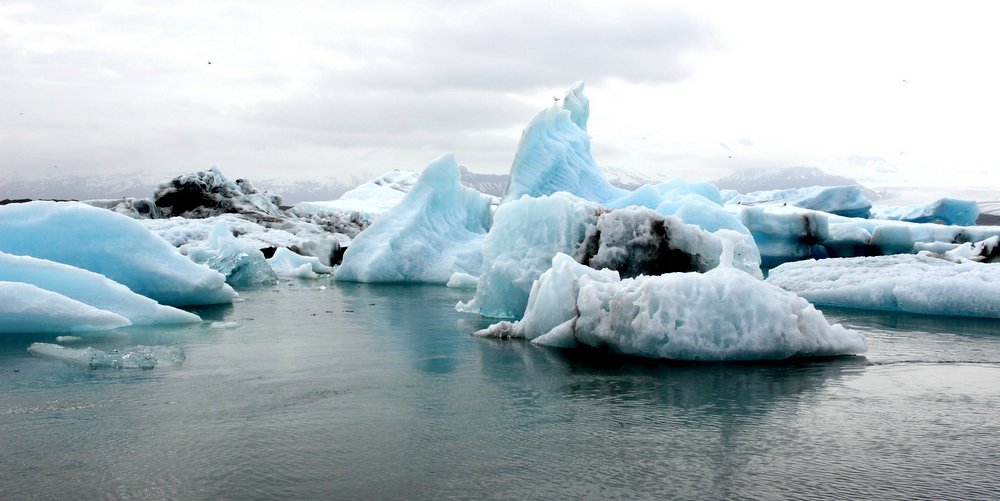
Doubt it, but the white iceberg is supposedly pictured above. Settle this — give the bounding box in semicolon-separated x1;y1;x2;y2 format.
501;82;627;204
294;170;418;227
335;153;493;284
0;281;131;333
0;201;236;306
766;254;1000;318
0;251;200;325
267;247;333;279
477;254;867;361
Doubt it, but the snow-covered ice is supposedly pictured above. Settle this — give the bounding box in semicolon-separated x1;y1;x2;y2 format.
477;254;867;361
0;251;200;325
766;254;1000;318
0;201;236;306
27;342;186;369
336;153;493;283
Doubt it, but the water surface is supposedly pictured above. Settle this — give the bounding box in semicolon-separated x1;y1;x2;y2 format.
2;281;999;499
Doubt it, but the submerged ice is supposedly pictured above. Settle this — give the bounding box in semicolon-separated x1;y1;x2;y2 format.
28;342;186;370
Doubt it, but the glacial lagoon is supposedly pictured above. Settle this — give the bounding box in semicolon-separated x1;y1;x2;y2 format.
2;279;999;499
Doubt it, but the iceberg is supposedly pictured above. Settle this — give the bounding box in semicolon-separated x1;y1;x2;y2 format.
0;281;131;333
293;170;418;228
185;222;278;287
335;153;493;283
0;201;237;306
477;254;867;361
460;194;763;319
27;342;185;370
766;254;1000;318
458;192;604;318
722;185;872;218
501;82;627;204
733;205;829;268
267;247;333;279
608;179;752;236
870;198;980;226
153;167;285;219
0;251;200;325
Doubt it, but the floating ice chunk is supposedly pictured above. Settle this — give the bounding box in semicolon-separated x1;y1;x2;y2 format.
27;343;185;369
56;336;82;343
458;192;604;318
185;222;277;287
0;201;236;306
871;198;979;226
446;272;479;289
0;281;131;334
478;254;866;361
267;247;332;279
209;321;240;329
502;82;627;204
335;153;493;283
723;185;872;218
766;255;1000;318
922;236;1000;263
0;251;200;325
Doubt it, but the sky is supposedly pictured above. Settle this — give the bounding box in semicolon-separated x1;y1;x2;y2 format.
2;0;999;190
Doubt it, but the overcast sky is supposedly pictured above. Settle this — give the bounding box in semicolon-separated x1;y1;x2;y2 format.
2;0;998;189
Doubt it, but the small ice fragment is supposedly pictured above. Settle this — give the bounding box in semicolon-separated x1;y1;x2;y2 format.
56;336;82;343
209;321;240;329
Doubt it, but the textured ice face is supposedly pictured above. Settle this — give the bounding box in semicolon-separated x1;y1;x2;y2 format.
0;251;200;326
335;153;493;284
502;82;627;204
458;192;604;319
766;254;1000;318
0;201;236;306
0;281;132;334
477;254;866;361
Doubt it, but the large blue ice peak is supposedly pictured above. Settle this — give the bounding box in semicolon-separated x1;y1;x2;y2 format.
501;82;627;204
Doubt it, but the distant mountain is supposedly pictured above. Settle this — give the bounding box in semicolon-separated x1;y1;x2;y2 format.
713;166;878;200
600;165;666;191
254;177;358;204
458;166;508;197
0;174;157;201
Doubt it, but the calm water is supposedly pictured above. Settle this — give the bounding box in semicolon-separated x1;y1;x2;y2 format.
2;280;999;500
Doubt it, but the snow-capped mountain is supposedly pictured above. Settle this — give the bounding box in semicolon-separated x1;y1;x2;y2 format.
713;166;877;200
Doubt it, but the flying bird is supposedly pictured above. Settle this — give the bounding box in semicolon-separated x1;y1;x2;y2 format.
552;96;560;102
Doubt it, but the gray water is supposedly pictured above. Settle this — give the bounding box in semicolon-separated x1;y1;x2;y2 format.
2;280;999;500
